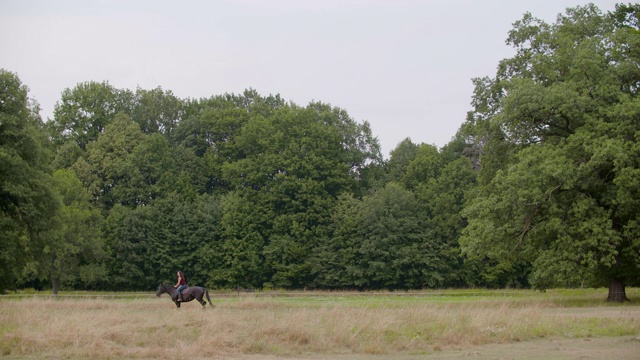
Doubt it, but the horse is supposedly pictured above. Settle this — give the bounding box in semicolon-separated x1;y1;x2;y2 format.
156;283;213;308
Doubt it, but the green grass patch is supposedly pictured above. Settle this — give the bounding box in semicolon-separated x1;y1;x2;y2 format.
207;287;640;309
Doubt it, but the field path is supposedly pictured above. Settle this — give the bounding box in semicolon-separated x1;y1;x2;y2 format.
219;336;640;360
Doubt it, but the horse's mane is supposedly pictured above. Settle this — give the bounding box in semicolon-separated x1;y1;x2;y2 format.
158;282;173;290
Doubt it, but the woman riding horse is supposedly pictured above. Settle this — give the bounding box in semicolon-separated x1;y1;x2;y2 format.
175;271;187;302
156;282;213;308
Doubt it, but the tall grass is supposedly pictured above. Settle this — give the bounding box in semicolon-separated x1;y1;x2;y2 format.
1;289;639;358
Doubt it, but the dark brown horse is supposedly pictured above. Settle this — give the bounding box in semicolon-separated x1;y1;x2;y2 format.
156;283;213;308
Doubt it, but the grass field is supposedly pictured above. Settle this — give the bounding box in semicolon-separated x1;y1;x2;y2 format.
1;288;639;359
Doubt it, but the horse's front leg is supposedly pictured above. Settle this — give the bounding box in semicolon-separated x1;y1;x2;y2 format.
175;301;181;308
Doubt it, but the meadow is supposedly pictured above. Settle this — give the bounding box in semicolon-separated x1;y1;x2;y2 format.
1;288;639;359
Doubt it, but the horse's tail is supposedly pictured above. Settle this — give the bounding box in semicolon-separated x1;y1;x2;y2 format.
205;287;213;307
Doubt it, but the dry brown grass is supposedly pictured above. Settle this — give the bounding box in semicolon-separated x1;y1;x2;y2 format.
1;294;639;359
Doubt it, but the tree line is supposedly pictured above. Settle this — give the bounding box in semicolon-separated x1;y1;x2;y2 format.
1;4;638;301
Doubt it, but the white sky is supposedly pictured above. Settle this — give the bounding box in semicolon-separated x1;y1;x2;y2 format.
0;0;620;156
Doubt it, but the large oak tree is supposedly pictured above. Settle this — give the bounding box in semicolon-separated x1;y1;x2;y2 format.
460;4;640;302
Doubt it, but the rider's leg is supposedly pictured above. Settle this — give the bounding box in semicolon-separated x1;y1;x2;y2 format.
177;285;185;302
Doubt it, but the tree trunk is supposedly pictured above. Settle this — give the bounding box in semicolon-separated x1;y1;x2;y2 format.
606;278;629;302
52;277;60;297
51;251;59;296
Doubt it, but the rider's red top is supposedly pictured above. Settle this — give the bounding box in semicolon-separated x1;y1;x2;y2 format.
178;276;187;286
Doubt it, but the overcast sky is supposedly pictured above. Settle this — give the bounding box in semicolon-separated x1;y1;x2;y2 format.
0;0;620;156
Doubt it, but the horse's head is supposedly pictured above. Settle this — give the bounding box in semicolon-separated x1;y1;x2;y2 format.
156;283;170;297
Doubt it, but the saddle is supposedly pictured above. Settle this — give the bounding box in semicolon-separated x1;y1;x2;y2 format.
179;286;189;295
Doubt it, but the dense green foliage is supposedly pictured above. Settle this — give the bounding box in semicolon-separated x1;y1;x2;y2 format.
0;70;59;291
1;4;638;301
